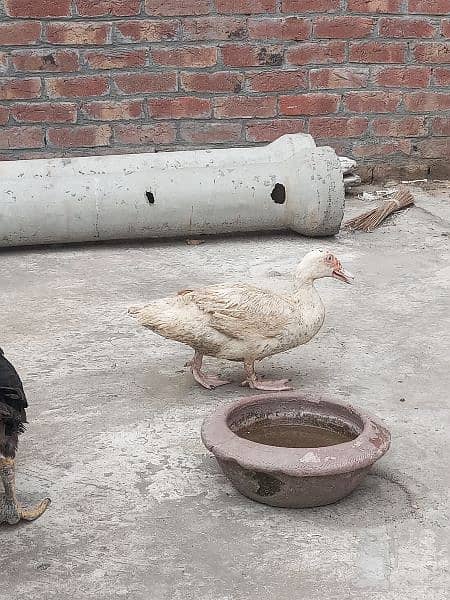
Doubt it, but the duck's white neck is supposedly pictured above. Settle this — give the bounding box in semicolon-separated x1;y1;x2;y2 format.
293;263;317;293
292;274;320;301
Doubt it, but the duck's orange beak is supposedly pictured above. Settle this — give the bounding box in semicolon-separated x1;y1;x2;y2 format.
332;267;354;284
331;258;354;284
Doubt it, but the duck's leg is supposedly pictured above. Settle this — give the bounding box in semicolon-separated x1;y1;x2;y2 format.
0;457;50;525
241;361;293;391
186;351;230;390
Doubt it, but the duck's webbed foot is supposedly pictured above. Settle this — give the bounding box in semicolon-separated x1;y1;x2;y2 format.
241;361;293;392
186;351;231;390
0;458;50;525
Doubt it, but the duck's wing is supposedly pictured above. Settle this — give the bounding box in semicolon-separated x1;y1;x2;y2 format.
183;283;295;340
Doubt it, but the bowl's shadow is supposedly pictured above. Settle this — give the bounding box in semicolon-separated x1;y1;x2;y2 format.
208;456;421;528
332;466;421;524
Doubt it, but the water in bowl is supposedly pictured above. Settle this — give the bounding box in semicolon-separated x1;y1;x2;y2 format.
236;420;355;448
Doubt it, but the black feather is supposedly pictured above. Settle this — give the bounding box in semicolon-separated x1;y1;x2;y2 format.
0;348;28;459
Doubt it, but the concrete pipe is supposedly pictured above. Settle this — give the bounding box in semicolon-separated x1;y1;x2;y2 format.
0;133;345;247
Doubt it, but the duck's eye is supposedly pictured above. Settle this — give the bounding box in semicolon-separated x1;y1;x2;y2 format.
325;254;334;263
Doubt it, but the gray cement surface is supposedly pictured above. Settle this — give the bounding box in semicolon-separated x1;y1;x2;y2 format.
1;184;449;599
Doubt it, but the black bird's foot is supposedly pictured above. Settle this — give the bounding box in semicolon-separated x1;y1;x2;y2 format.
0;494;50;525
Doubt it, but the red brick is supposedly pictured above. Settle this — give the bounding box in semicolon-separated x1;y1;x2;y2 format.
81;100;143;121
374;66;431;88
413;43;450;64
148;97;211;119
47;76;109;98
404;92;450;112
0;126;44;149
408;0;450;15
354;140;412;158
429;161;450;179
46;22;111;45
114;123;176;145
372;116;427;137
431;117;450;136
309;116;368;138
0;150;62;160
214;96;277;118
145;0;209;16
216;0;276;13
315;16;374;39
322;140;353;156
287;42;345;65
181;71;244;93
152;47;217;68
434;68;450;86
0;78;41;100
415;139;450;159
279;93;340;116
282;0;339;11
114;72;177;94
442;20;450;37
11;102;77;123
84;49;146;70
310;67;368;89
372;162;430;182
222;45;283;67
116;21;177;42
12;50;79;73
180;122;243;144
245;119;306;142
0;107;10;125
47;125;112;148
247;70;307;92
345;91;401;112
76;0;141;16
5;0;71;18
347;0;402;11
183;17;246;41
379;17;436;38
0;22;41;46
248;17;311;41
349;42;406;63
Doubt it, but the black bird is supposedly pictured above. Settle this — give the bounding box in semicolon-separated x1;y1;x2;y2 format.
0;347;50;525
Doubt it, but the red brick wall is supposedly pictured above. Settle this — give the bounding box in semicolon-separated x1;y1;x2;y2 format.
0;0;449;180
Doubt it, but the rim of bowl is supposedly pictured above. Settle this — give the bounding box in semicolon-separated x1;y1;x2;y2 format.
201;392;391;478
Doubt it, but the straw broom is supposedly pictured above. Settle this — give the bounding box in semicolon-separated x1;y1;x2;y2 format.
344;187;414;233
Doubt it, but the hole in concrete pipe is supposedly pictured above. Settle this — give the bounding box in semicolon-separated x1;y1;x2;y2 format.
271;183;286;204
146;191;155;204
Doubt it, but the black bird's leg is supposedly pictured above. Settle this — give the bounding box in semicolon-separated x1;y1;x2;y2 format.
0;457;50;525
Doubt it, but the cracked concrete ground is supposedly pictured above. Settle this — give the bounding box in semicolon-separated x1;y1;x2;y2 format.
0;183;449;600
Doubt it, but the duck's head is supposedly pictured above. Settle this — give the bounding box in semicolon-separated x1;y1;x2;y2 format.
298;249;354;284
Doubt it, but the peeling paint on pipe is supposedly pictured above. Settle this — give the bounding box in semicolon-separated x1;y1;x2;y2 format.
0;134;344;247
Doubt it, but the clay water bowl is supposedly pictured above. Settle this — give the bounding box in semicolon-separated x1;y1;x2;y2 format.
201;392;390;508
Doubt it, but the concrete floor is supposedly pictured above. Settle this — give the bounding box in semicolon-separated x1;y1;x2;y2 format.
0;184;449;600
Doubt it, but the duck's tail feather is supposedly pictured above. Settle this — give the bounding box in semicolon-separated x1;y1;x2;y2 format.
127;305;143;316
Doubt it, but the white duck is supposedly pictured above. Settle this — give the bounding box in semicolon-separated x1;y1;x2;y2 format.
128;249;353;391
